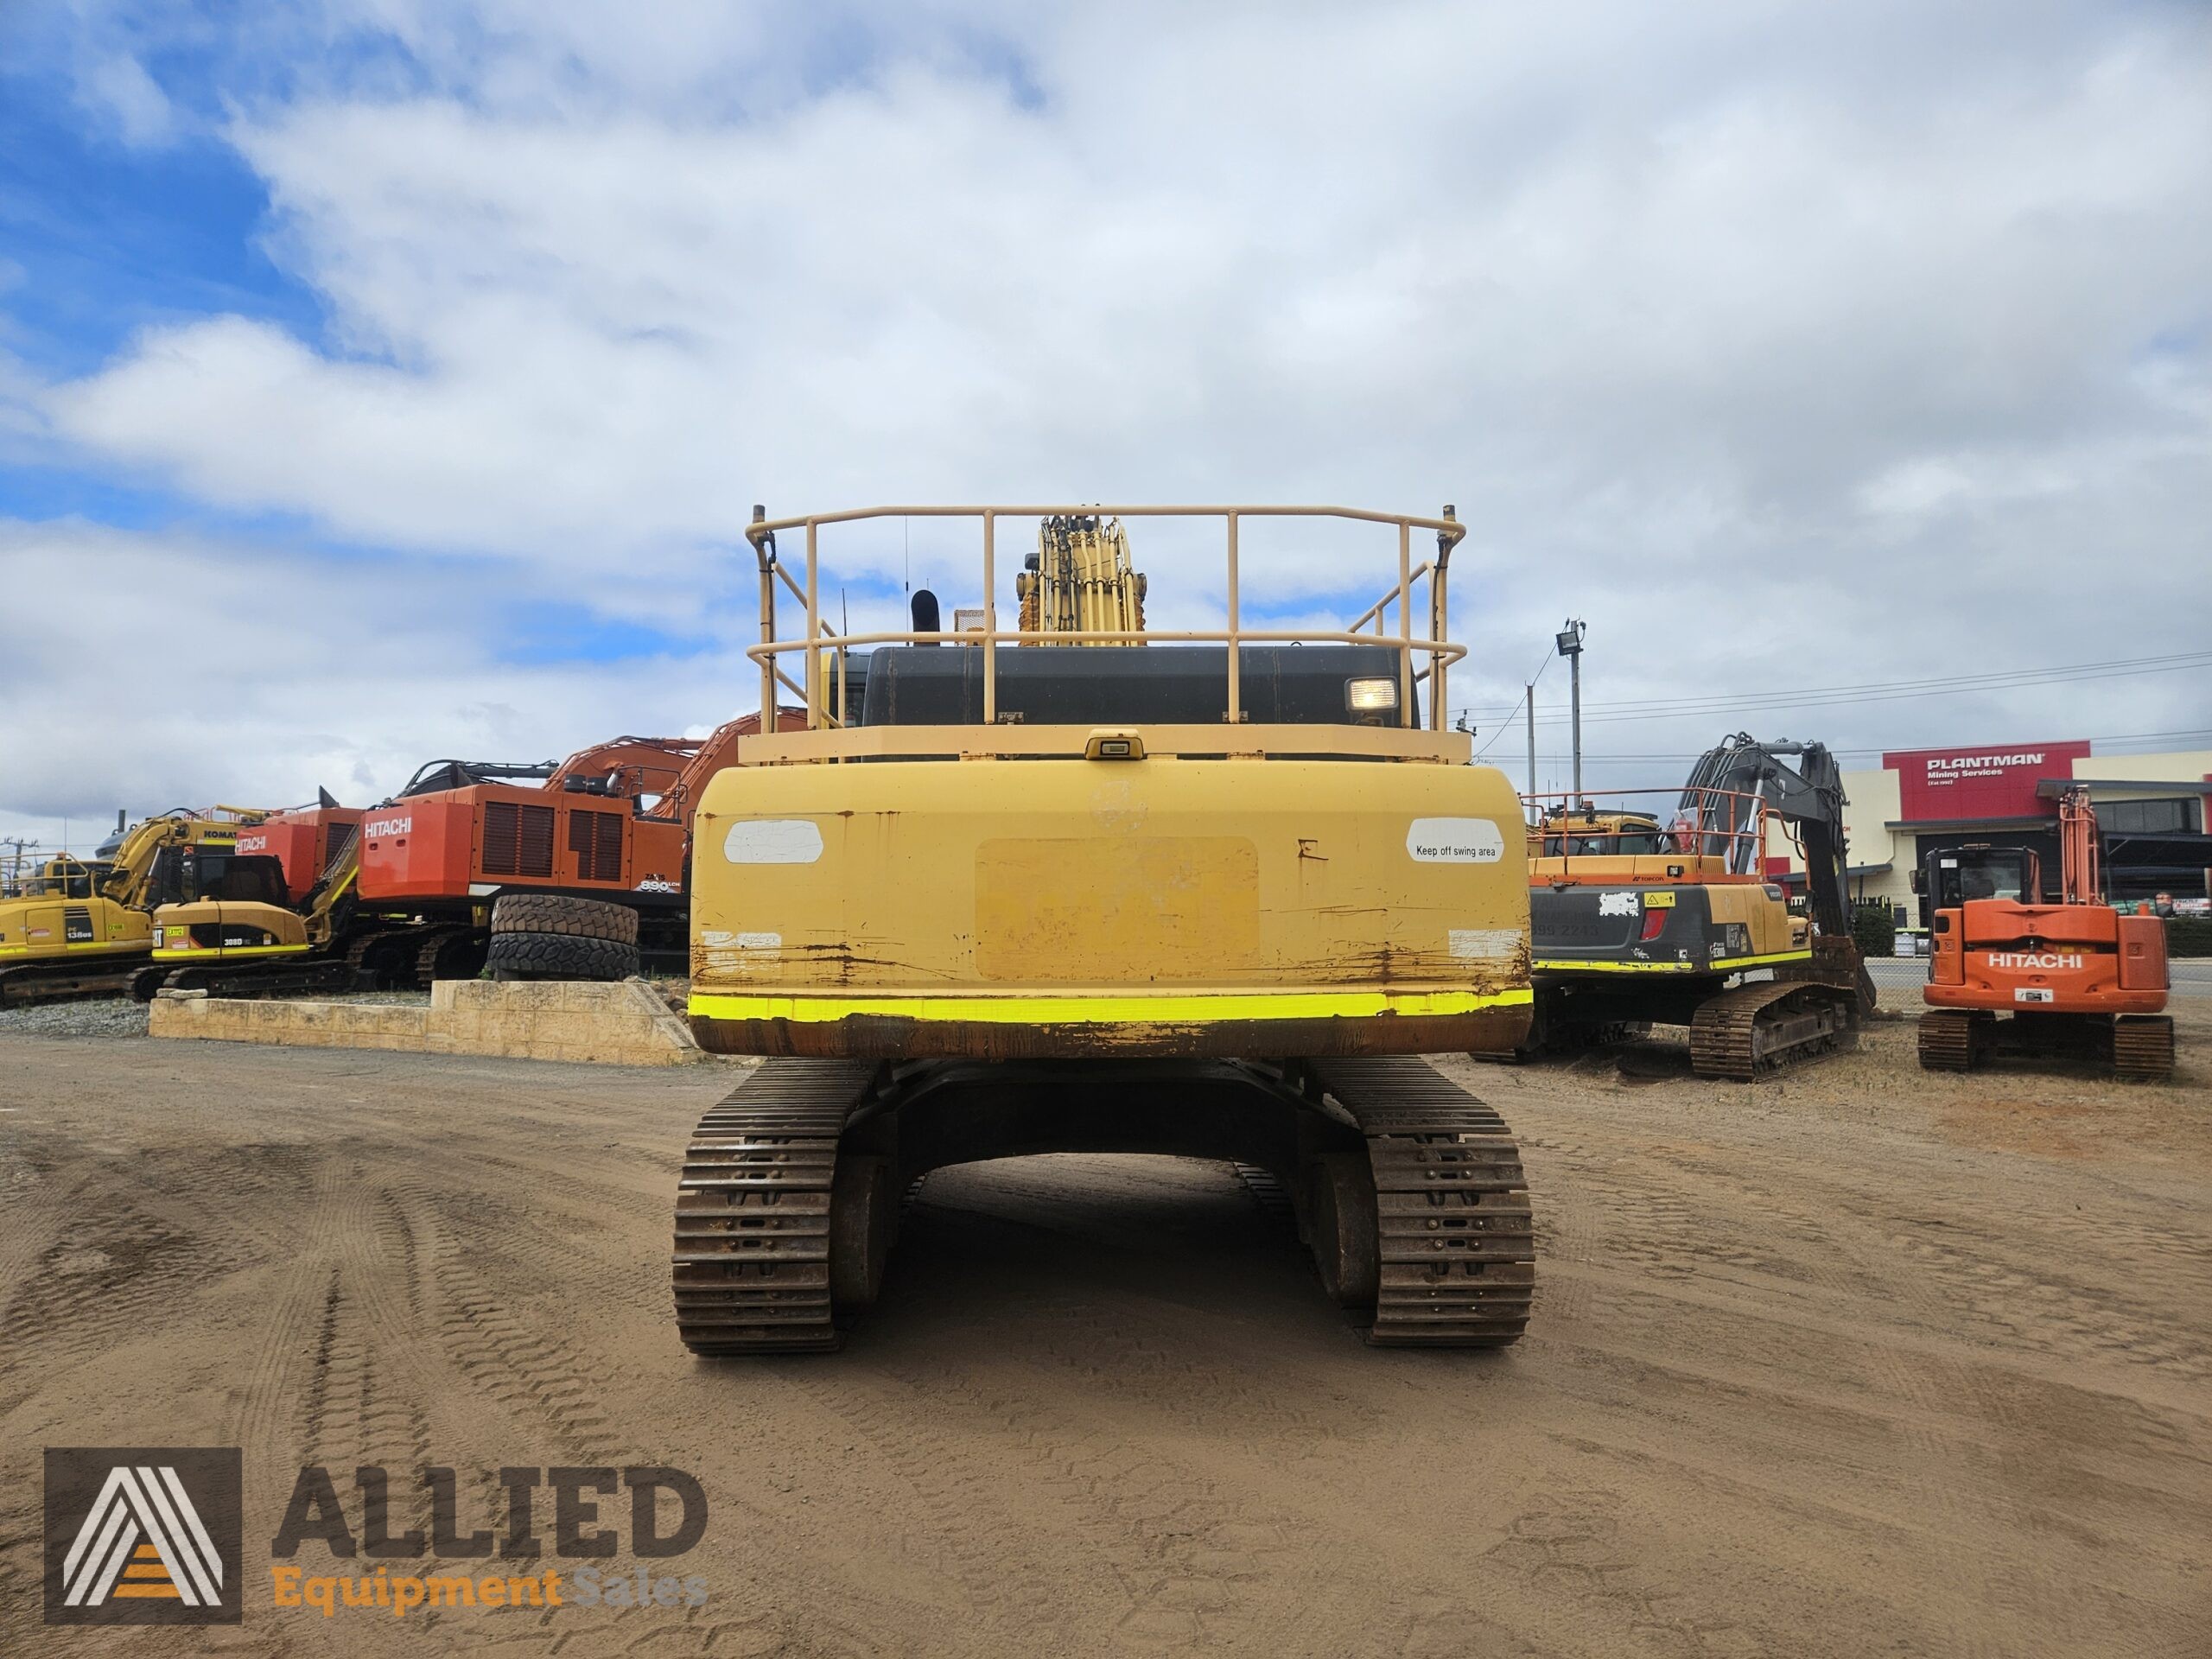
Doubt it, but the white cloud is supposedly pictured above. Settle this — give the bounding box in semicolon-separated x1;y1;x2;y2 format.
0;518;760;848
79;52;175;147
9;0;2211;812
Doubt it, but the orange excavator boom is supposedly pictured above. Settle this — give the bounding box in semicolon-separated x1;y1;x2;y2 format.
2057;785;2101;907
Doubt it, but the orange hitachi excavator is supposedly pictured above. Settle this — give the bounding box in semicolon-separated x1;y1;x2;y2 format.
1917;785;2174;1078
137;713;805;998
352;714;810;976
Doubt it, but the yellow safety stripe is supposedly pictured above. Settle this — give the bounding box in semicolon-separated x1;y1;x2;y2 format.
0;943;139;957
156;944;313;960
1532;949;1810;976
691;986;1534;1025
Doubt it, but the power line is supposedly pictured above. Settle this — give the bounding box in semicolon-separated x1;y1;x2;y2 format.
1506;728;2212;766
1452;649;2212;716
1452;652;2212;728
1471;640;1560;762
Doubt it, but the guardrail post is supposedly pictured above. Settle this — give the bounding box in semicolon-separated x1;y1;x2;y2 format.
1397;521;1414;728
982;512;997;727
804;519;822;730
753;505;777;728
1225;512;1241;724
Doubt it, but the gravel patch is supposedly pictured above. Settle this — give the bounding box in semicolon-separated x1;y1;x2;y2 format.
0;998;150;1039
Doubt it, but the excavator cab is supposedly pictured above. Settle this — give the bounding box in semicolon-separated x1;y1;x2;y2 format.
149;855;315;963
1916;844;2037;919
1532;808;1669;859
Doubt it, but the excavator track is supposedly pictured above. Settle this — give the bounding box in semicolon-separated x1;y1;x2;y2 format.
0;957;151;1009
2112;1016;2176;1081
411;925;485;987
671;1058;880;1356
1306;1057;1535;1347
138;957;361;1001
1688;980;1854;1081
1916;1009;1985;1071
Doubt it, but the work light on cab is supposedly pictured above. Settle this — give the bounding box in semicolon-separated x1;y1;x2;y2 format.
1344;677;1398;717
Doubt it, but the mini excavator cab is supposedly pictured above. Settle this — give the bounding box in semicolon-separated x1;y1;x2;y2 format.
1915;844;2038;921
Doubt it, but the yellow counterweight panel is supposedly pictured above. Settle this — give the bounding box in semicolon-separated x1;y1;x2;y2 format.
149;899;312;961
1704;882;1809;957
0;896;154;962
690;753;1533;1060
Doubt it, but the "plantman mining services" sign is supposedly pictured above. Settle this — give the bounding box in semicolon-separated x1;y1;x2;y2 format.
1885;739;2092;823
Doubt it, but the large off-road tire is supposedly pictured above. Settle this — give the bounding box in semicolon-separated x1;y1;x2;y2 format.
485;930;639;982
489;893;639;945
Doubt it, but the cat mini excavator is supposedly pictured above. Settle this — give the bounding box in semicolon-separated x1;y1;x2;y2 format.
672;504;1538;1355
1916;786;2173;1077
0;809;267;1006
1526;734;1875;1077
137;804;384;999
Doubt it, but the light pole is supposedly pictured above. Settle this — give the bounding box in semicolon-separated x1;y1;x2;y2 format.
1555;620;1586;806
1524;682;1537;816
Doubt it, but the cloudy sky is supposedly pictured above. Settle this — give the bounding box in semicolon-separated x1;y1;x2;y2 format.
2;0;2207;853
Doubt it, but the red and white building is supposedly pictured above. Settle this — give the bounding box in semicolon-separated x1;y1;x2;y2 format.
1808;741;2212;918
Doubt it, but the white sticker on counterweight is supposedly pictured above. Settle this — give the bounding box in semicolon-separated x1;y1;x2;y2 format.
1406;817;1505;863
723;819;825;864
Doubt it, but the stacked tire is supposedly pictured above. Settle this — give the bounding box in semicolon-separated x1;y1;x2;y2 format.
486;895;640;982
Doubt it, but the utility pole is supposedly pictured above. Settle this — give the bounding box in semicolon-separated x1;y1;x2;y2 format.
1524;684;1537;816
1555;620;1586;805
2;836;39;888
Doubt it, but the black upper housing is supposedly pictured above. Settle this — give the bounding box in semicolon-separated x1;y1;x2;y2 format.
855;644;1412;728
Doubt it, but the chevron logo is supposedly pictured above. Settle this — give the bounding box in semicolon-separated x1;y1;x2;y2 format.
44;1448;243;1626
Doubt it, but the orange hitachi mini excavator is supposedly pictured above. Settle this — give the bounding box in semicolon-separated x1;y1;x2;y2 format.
1917;785;2173;1078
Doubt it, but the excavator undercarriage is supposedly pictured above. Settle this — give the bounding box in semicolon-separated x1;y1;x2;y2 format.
672;1055;1534;1353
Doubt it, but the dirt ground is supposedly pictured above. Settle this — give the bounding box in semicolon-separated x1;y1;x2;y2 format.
1;1008;2207;1657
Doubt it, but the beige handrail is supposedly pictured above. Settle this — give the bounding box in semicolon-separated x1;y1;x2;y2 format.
745;504;1466;735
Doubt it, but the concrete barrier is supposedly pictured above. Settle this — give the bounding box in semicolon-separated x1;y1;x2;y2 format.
149;977;712;1066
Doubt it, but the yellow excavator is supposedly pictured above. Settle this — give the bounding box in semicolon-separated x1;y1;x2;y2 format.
672;504;1537;1353
137;822;370;1000
1524;737;1874;1076
0;809;269;1007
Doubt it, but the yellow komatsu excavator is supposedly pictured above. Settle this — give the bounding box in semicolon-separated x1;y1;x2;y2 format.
0;809;270;1007
672;504;1537;1354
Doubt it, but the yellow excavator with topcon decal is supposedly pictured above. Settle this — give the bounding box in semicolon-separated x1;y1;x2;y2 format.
670;504;1539;1354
